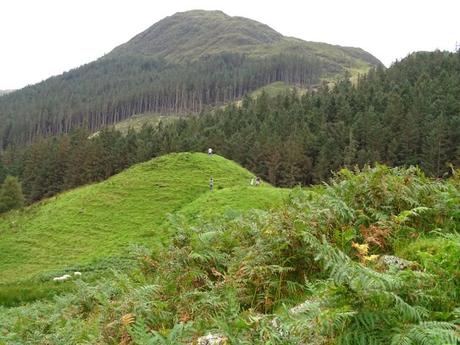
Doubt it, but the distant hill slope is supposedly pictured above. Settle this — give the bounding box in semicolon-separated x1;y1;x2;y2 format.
0;153;288;284
0;10;382;147
0;90;13;96
109;10;380;67
109;10;283;60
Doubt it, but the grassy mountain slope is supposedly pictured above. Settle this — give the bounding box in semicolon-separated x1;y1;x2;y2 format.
109;10;283;60
112;113;178;134
176;185;290;225
88;113;179;137
248;81;308;98
109;10;380;72
0;153;286;284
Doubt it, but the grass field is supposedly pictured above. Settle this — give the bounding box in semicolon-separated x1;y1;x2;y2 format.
0;153;288;289
177;185;290;225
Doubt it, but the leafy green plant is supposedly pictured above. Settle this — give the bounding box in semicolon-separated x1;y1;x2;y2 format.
1;165;459;344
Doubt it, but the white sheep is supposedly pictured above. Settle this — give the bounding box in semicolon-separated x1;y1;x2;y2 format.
74;271;82;276
52;274;72;282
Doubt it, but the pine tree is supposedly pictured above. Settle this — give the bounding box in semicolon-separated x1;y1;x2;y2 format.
0;159;6;184
0;175;24;213
343;130;358;168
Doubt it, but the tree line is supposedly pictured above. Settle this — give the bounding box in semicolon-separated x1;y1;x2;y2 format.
0;53;326;148
0;50;458;206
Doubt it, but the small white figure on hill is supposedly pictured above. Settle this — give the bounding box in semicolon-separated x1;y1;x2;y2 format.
53;274;72;282
255;176;261;186
74;271;82;276
208;147;213;156
250;177;255;186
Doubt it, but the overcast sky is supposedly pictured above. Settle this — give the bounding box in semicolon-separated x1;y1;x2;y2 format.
1;0;459;90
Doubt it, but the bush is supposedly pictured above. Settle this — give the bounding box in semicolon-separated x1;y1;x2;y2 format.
0;175;24;214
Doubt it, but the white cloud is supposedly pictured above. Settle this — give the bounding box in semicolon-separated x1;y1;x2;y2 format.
0;0;458;89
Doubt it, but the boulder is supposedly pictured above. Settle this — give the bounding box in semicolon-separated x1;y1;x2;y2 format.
196;333;228;345
379;255;416;270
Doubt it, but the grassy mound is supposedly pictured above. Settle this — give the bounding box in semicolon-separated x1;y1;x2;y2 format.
0;153;285;285
176;185;290;225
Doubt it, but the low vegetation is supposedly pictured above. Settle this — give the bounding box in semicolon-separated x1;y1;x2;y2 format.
1;161;458;344
0;9;458;345
111;114;179;134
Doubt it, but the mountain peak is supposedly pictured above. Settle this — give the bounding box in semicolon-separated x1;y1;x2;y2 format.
108;10;283;60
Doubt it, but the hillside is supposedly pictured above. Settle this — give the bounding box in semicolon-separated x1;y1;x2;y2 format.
1;165;459;344
110;82;306;132
2;51;458;208
108;10;283;60
109;10;380;68
248;81;309;98
0;90;14;96
111;113;178;134
0;153;287;286
0;10;382;147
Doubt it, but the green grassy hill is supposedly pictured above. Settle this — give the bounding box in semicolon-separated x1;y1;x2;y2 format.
0;153;287;285
176;185;290;225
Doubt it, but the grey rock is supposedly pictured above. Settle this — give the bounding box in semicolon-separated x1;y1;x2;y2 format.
196;333;228;345
379;255;415;270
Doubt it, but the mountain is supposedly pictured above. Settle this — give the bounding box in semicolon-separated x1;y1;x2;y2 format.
0;153;288;289
108;10;284;60
0;10;382;147
108;10;380;67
